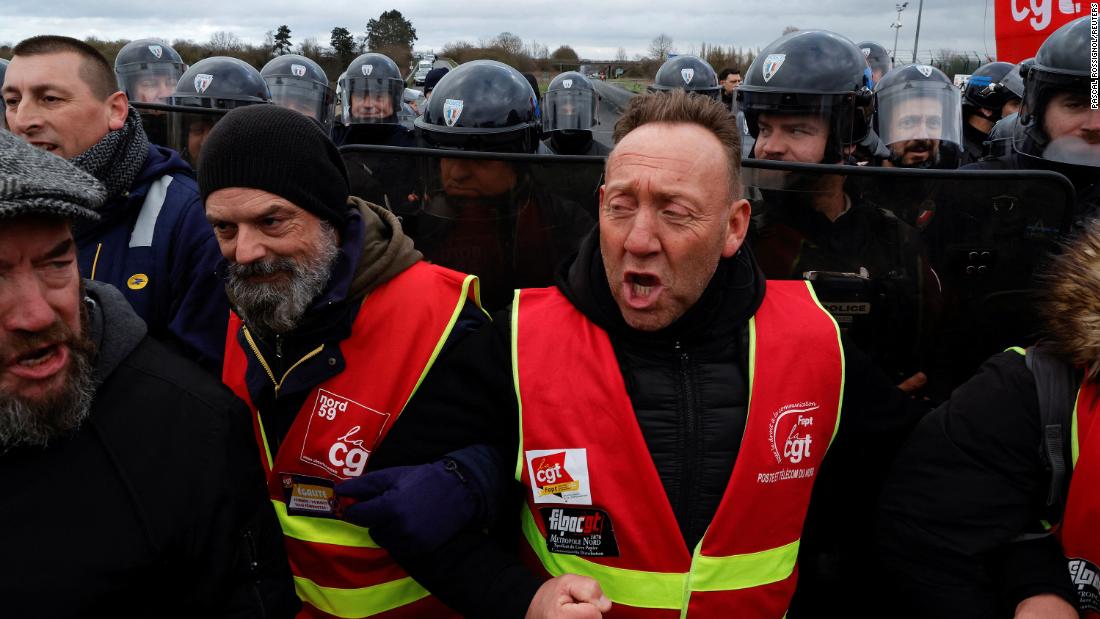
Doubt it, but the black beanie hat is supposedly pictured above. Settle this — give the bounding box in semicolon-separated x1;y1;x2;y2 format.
198;105;351;228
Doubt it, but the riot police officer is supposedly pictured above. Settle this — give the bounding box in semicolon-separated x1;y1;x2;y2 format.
114;39;188;145
649;54;721;99
260;54;335;133
874;64;963;169
960;61;1019;164
413;60;594;308
540;71;610;156
857;41;893;85
984;58;1033;157
167;56;270;166
335;52;413;147
967;16;1100;217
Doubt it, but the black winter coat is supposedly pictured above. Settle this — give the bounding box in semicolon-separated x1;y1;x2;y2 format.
377;229;929;618
0;282;298;618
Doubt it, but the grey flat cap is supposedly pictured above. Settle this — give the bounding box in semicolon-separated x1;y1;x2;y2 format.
0;130;104;221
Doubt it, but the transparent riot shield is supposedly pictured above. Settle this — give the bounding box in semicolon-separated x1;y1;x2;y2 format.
340;145;603;310
742;159;1075;397
133;102;228;168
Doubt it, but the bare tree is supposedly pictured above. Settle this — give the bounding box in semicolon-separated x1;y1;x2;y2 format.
782;26;800;35
649;33;673;61
616;47;628;63
494;32;524;56
209;31;244;53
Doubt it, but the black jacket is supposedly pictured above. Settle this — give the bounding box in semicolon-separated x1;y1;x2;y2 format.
876;350;1076;616
380;228;929;618
0;281;297;618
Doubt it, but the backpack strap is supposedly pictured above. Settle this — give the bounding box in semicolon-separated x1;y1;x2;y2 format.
1024;343;1078;525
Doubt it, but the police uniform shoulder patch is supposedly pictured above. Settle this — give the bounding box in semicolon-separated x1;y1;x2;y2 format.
762;54;786;83
443;98;464;127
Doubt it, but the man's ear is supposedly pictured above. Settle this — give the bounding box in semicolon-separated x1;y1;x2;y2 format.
106;91;129;131
722;198;751;258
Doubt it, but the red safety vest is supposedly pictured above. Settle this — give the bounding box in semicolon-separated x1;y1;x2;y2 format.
511;280;845;617
1062;379;1100;617
223;262;479;619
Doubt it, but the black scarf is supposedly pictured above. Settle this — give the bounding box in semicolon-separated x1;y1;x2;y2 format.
71;106;150;200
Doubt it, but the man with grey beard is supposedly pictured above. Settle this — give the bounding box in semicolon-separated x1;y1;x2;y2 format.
0;130;298;617
202;104;490;617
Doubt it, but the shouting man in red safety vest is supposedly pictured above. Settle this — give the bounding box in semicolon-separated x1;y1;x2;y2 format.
336;89;931;618
199;104;494;619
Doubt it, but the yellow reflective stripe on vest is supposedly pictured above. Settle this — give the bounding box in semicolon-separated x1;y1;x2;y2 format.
1006;346;1027;356
511;289;525;482
273;500;379;548
403;273;482;413
1072;391;1080;469
804;281;845;447
522;504;685;609
523;504;800;610
293;574;430;618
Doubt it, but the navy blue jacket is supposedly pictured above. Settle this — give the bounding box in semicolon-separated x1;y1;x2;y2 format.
74;143;228;372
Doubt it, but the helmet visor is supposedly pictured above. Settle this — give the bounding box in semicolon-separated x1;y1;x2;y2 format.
267;80;335;131
1016;87;1100;168
543;90;595;132
117;65;185;104
876;81;963;152
343;77;405;125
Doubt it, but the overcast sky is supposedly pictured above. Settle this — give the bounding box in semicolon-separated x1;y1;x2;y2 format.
1;0;997;61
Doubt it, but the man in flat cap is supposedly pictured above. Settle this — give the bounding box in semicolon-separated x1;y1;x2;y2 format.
0;131;297;617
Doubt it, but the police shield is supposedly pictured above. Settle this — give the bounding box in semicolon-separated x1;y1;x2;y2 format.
340;145;602;310
132;101;229;167
742;160;1074;396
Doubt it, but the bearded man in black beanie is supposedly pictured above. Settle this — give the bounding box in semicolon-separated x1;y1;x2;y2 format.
3;35;229;372
202;103;500;617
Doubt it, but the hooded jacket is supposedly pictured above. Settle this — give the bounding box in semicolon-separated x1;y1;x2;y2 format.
874;219;1100;615
75;142;229;372
0;280;297;617
232;196;486;456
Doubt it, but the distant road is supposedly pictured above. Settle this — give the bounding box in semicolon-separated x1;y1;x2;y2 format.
592;81;636;148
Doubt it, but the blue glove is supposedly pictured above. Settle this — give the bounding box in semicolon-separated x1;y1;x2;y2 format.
335;445;503;558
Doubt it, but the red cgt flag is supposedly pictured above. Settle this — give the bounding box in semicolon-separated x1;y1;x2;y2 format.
996;0;1089;62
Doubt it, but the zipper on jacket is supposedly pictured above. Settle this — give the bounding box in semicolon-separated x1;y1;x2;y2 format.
242;326;325;398
675;339;701;541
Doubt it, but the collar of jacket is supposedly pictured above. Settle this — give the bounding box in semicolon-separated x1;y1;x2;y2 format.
555;225;765;347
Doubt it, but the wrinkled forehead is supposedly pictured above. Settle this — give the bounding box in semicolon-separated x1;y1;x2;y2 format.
607;123;728;192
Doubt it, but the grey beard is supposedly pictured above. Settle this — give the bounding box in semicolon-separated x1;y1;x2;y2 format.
226;223;341;335
0;345;95;450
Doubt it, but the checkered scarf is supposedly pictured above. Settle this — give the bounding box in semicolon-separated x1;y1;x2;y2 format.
71;106;150;200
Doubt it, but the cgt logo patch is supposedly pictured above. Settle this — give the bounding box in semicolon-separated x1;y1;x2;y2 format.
1070;558;1100;613
526;448;591;504
299;389;390;479
540;507;619;557
769;401;819;465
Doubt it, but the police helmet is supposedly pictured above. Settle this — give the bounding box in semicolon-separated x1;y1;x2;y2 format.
543;71;598;134
874;64;963;166
737;30;875;162
650;55;721;99
341;53;405;126
963;61;1017;116
1015;16;1100;167
114;39;187;104
167;57;270;166
857;41;893;83
261;54;335;132
1000;57;1032;100
169;56;270;109
334;71;347;126
414;60;541;153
